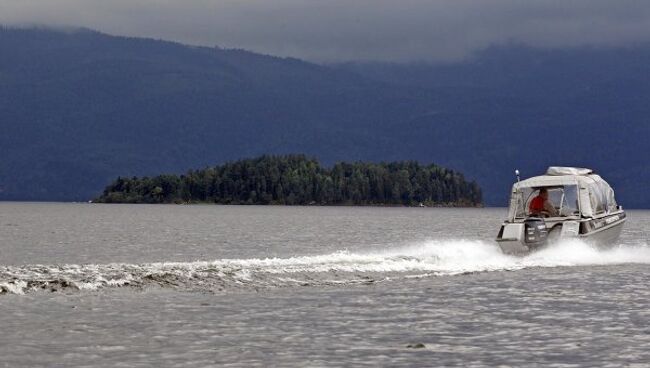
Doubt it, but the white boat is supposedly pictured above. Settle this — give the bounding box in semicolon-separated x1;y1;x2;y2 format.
496;166;626;254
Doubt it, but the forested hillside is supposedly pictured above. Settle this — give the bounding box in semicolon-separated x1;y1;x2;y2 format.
1;28;648;206
96;155;482;206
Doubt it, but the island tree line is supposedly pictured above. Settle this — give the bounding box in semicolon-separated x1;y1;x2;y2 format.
96;155;482;206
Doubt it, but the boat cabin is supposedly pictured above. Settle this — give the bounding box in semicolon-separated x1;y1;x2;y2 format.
506;166;620;222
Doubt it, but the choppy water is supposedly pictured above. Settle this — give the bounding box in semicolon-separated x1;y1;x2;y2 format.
1;203;649;367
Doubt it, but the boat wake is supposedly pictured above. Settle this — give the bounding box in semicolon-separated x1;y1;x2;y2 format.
1;239;649;295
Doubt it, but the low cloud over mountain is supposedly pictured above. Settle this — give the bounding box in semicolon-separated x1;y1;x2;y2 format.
3;1;650;62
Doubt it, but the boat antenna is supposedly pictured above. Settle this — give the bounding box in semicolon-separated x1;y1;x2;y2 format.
512;169;521;222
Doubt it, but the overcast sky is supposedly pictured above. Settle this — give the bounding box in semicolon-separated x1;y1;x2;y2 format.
2;0;650;62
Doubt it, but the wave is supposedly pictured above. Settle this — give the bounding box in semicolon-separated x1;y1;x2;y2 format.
1;239;649;295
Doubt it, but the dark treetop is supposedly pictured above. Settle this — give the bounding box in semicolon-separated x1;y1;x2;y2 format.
95;155;482;206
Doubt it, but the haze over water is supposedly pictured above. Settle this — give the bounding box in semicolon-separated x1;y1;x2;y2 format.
1;203;649;366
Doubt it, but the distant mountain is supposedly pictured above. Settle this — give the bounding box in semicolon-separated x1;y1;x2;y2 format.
1;28;648;207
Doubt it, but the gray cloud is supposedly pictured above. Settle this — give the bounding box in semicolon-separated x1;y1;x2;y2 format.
2;0;650;62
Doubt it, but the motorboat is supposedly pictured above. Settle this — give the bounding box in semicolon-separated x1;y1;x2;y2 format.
496;166;626;254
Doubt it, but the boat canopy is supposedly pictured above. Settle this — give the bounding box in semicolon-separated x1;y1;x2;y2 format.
546;166;593;176
507;167;618;220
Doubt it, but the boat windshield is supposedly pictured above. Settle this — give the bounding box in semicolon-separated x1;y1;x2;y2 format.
512;185;579;219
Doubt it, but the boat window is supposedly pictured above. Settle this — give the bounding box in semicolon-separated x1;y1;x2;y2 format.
589;183;606;215
598;181;617;213
606;186;618;212
513;185;579;218
513;187;534;219
589;181;616;214
560;185;579;216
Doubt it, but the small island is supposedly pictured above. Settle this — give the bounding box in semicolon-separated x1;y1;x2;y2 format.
95;155;482;206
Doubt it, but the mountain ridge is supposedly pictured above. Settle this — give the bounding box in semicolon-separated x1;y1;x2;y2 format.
0;27;648;207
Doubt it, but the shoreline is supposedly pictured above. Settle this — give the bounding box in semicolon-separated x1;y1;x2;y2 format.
90;201;484;208
0;200;484;208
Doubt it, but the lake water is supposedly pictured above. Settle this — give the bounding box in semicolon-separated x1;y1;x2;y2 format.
1;203;649;367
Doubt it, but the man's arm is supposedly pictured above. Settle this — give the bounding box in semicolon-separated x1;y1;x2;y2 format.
544;201;558;216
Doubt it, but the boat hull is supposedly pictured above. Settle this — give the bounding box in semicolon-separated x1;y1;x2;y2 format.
579;216;625;247
496;212;626;255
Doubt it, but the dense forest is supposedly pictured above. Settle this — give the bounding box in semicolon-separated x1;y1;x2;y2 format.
95;155;482;206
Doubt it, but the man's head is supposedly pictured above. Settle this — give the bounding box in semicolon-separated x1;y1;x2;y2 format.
539;188;549;199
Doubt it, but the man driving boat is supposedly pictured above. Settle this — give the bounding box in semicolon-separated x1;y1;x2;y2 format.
529;188;558;217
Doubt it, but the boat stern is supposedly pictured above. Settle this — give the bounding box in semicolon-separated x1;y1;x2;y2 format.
496;223;528;254
496;238;532;255
496;219;549;255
